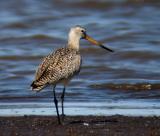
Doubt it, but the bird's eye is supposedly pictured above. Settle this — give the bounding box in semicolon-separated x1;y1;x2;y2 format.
81;30;84;33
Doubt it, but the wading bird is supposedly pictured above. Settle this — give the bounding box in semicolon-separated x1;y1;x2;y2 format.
31;26;113;124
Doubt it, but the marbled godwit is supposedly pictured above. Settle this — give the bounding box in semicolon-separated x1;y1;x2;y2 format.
31;26;113;124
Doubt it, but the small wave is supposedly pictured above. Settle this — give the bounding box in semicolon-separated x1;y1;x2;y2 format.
3;22;29;29
0;34;64;44
30;34;54;40
64;0;159;10
0;34;53;41
70;1;113;9
0;55;42;61
90;83;160;91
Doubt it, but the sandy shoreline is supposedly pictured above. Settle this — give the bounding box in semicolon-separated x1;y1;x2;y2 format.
0;115;159;136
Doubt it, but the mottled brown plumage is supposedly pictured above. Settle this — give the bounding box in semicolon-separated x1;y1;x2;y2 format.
31;48;81;91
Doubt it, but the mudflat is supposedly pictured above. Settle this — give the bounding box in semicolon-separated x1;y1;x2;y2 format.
0;115;159;136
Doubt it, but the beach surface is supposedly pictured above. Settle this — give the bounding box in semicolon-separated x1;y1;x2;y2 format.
0;115;160;136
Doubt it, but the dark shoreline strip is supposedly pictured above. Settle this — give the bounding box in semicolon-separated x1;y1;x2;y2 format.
0;115;159;136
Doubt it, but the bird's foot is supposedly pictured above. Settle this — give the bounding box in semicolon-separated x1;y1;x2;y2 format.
61;114;66;117
61;114;66;121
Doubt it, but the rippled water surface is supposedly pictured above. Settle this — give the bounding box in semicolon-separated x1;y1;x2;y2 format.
0;0;160;116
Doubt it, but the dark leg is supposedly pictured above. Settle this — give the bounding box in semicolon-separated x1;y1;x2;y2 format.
53;86;61;125
61;86;66;119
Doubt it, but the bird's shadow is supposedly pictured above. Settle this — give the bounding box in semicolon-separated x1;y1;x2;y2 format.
67;119;118;125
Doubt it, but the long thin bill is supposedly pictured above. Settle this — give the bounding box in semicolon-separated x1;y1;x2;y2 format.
85;35;114;52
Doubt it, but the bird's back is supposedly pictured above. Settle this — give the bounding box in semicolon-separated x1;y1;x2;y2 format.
31;47;81;91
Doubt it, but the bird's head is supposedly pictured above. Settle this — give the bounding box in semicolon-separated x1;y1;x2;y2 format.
69;25;113;52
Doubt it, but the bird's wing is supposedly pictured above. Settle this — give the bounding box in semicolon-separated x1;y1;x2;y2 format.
34;48;81;85
34;52;56;80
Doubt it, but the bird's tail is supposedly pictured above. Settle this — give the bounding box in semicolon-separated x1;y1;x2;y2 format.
30;81;45;92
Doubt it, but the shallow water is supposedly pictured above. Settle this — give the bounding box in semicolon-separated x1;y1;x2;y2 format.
0;0;160;116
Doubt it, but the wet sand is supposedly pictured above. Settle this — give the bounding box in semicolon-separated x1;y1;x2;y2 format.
0;115;159;136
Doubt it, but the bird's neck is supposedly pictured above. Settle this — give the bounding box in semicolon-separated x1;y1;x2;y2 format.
67;35;80;51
